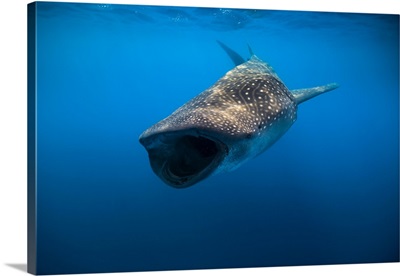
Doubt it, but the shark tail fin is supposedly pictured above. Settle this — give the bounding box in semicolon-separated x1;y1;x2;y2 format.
291;83;339;104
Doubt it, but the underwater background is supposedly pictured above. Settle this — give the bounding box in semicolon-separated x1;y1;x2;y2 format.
32;2;399;274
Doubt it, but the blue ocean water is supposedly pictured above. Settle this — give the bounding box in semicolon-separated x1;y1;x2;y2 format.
33;2;399;274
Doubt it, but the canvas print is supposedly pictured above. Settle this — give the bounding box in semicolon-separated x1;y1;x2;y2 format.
28;1;399;275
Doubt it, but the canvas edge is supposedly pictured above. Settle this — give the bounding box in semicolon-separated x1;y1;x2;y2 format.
27;2;37;275
23;2;400;275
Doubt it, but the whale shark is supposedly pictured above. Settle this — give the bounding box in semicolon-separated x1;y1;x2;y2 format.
139;42;338;188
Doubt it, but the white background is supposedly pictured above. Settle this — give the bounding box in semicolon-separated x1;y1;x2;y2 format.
0;0;398;275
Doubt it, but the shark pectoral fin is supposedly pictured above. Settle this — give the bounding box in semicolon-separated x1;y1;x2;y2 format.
291;83;339;104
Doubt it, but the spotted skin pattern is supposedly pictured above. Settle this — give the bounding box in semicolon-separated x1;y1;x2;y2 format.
139;53;338;188
141;56;296;139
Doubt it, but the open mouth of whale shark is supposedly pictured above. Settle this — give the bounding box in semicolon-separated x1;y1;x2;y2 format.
139;131;228;188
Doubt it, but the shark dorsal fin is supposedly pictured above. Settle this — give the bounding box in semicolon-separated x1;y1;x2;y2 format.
247;44;254;57
217;40;246;66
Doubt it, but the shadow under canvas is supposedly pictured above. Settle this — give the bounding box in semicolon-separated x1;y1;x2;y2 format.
6;264;27;273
